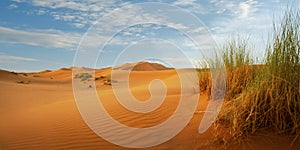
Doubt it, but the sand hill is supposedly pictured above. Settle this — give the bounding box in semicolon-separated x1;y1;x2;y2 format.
113;62;172;71
0;62;299;150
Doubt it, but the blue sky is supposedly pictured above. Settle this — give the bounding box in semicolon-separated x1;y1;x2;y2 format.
0;0;293;72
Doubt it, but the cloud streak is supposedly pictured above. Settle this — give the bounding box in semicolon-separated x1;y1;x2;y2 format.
0;27;80;50
15;0;130;29
0;53;38;62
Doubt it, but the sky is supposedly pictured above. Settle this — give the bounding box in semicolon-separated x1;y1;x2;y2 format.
0;0;294;72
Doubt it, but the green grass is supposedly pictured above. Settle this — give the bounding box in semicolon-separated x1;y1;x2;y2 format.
74;72;92;81
198;7;300;145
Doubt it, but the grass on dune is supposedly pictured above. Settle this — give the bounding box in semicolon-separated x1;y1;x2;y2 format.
198;7;300;145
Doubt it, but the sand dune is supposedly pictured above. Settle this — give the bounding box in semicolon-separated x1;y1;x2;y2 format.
113;62;172;71
0;65;209;149
0;63;299;149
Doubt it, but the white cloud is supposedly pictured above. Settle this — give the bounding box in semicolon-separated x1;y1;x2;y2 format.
0;26;80;50
36;9;48;15
73;23;85;28
239;0;259;18
29;0;119;12
0;53;38;63
12;0;25;2
13;0;130;29
240;2;250;18
13;0;209;29
8;4;18;9
173;0;197;6
210;0;258;18
208;0;264;37
173;0;209;15
167;23;187;30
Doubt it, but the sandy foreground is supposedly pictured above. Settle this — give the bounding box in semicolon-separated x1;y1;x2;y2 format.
0;64;299;149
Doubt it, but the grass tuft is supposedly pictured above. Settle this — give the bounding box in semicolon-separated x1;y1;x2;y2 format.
198;6;300;145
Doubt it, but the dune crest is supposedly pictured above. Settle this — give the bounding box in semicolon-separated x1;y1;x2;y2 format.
113;61;172;71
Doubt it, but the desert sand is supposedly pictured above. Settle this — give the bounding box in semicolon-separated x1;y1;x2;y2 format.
0;62;299;149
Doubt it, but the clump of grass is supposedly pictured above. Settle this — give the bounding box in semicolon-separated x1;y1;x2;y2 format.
212;7;300;144
74;72;92;81
221;36;257;100
197;62;211;93
198;36;257;97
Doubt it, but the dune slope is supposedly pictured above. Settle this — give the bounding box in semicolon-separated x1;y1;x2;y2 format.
0;64;299;149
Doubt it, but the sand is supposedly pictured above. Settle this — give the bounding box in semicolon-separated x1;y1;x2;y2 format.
0;62;299;149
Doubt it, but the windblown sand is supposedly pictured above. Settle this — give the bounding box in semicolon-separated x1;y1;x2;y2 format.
0;63;299;149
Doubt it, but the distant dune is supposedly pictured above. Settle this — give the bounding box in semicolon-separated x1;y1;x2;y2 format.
113;61;172;71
